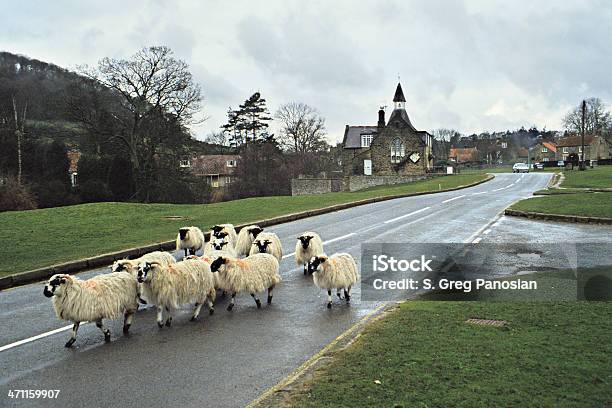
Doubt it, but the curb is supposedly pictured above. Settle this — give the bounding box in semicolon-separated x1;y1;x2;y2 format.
0;175;494;291
504;209;612;225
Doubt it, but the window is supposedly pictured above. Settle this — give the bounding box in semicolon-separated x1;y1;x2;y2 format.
211;180;219;188
562;154;568;160
179;159;191;168
501;142;507;149
390;139;405;163
578;146;582;153
226;160;236;167
71;172;78;187
360;134;373;148
542;147;548;153
225;176;233;185
543;157;549;162
562;147;568;153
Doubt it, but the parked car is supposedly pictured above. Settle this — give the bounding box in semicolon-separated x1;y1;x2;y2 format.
512;163;529;173
534;162;544;169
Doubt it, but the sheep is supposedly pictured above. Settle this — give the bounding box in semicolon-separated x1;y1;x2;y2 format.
43;272;139;347
308;253;359;309
176;226;205;257
209;253;281;311
249;232;283;261
137;258;216;327
111;251;176;304
186;250;234;294
235;225;264;256
203;234;237;257
295;232;324;275
210;224;237;247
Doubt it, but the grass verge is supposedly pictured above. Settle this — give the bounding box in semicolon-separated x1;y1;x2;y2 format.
0;174;487;277
287;301;611;408
509;192;612;219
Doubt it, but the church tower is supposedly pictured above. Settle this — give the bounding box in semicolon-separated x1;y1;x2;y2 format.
393;82;406;109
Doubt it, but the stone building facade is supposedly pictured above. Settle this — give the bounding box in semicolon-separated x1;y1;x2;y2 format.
341;83;433;178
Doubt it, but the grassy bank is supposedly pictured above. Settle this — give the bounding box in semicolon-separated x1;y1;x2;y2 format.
287;301;611;408
509;166;612;218
0;174;487;277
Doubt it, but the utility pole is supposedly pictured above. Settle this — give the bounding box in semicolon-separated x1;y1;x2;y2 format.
580;100;586;170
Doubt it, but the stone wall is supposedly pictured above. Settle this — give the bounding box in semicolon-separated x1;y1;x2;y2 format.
347;174;439;192
291;174;442;195
291;178;343;196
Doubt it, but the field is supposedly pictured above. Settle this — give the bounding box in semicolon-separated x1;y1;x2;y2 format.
287;301;611;408
0;173;487;277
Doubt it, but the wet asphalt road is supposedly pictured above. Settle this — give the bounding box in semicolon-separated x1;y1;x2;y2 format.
1;173;610;408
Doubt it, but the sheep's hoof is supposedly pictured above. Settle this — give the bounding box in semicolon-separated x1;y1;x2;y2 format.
336;292;342;300
226;304;234;312
157;321;164;328
123;325;130;335
65;338;76;348
267;295;273;305
327;302;332;309
209;308;215;315
104;331;111;343
165;319;172;327
190;316;197;322
345;296;351;302
255;299;262;309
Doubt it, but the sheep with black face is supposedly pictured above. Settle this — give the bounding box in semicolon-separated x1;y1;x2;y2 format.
176;226;205;257
235;225;264;257
43;272;139;347
209;253;281;311
249;232;282;261
295;232;324;275
209;224;237;248
308;253;359;309
203;232;237;257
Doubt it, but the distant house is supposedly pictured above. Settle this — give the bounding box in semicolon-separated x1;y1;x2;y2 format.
67;150;81;187
517;148;529;162
189;155;239;188
449;147;478;163
556;135;610;162
532;141;557;162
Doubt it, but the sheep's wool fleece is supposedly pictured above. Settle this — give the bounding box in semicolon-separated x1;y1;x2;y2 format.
249;232;283;261
219;254;281;294
176;227;204;251
235;225;260;256
295;232;324;265
52;273;138;322
313;253;359;290
147;259;216;309
210;224;237;247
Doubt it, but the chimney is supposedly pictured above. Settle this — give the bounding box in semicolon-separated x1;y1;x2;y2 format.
378;108;385;129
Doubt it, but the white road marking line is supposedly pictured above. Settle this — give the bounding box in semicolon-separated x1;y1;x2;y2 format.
472;237;482;244
0;323;89;353
322;233;356;245
281;252;295;259
483;229;492;235
383;207;431;224
472;191;487;195
441;195;465;204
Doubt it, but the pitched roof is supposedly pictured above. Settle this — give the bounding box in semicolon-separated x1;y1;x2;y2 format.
542;141;557;152
343;126;378;148
67;151;81;173
449;147;478;162
557;135;597;147
387;108;416;131
190;155;239;176
393;83;406;102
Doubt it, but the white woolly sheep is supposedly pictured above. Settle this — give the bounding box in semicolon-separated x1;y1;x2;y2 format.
249;232;283;261
295;232;324;275
176;226;205;257
235;225;264;256
209;253;281;311
43;272;139;347
203;235;237;257
137;258;216;327
210;224;237;247
308;253;359;309
111;251;176;304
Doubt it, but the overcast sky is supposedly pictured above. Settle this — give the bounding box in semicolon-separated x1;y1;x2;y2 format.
2;0;611;143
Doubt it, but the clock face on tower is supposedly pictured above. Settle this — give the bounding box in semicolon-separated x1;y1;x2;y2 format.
409;152;421;163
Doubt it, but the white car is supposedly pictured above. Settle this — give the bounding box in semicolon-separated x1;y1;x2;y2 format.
512;163;529;173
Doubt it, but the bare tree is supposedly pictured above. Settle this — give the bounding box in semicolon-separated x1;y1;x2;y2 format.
275;102;328;154
77;46;202;192
563;97;611;135
11;95;26;184
205;131;228;146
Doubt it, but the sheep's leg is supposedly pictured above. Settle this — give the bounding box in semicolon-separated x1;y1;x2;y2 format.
267;285;275;305
191;303;202;321
189;248;196;256
336;289;342;300
207;298;215;315
304;262;308;275
157;306;164;328
327;290;332;309
184;248;188;258
251;293;262;309
165;306;172;327
96;319;111;343
123;310;135;334
221;290;227;298
227;293;236;311
345;286;351;302
65;322;80;348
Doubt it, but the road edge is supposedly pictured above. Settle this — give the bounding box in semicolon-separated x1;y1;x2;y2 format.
504;209;612;225
0;175;494;291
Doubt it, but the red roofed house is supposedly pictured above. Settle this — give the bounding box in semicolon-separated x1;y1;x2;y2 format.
556;135;610;162
532;141;557;162
449;147;478;163
67;150;81;187
187;155;239;188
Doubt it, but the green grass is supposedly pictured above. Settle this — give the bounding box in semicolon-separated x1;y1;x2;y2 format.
289;301;611;408
560;166;612;189
510;192;612;218
0;174;487;276
459;166;512;174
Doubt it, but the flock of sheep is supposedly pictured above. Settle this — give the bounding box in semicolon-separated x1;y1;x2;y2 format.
43;224;359;347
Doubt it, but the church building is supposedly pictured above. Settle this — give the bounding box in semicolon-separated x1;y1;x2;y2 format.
341;83;433;177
